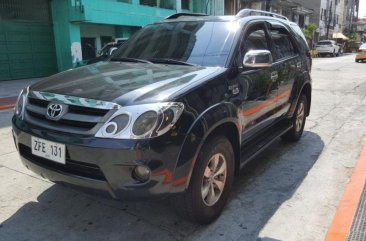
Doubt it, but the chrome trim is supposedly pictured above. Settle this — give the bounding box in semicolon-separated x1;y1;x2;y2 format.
243;50;273;68
95;102;184;139
28;91;121;110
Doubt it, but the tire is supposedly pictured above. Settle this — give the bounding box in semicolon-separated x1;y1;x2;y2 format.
281;95;307;142
332;50;336;57
172;136;235;224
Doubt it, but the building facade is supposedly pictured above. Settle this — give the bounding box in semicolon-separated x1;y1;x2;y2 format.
344;0;360;34
237;0;313;29
0;0;224;81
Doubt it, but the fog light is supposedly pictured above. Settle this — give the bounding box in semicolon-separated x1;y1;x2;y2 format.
132;165;151;182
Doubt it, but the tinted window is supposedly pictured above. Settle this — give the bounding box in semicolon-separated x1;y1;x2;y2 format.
114;21;237;67
270;28;297;60
243;28;269;53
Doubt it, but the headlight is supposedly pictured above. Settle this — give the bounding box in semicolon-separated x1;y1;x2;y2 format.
14;88;28;119
95;102;184;139
132;111;158;136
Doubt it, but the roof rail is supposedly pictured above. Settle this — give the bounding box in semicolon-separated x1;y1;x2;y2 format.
236;9;288;21
165;13;208;20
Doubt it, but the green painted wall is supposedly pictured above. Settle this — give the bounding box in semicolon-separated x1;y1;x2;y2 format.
80;0;177;26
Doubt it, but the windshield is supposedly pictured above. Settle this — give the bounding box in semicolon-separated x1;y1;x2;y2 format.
100;44;113;56
113;21;238;67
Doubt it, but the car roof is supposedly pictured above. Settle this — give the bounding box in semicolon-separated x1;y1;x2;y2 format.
160;10;300;31
157;9;306;44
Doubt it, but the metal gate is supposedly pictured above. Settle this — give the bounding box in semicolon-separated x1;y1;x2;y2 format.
0;0;57;81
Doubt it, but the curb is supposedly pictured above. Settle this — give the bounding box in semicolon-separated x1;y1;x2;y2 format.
0;96;17;110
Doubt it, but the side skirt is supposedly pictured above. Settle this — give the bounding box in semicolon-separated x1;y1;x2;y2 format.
239;120;293;169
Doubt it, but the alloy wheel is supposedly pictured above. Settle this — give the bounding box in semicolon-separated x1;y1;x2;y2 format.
201;153;227;206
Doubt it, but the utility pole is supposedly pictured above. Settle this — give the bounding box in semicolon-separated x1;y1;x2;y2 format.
326;0;333;38
265;0;271;11
349;0;355;32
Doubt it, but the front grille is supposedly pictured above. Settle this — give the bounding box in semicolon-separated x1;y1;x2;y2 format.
19;144;106;181
28;97;48;107
25;96;112;134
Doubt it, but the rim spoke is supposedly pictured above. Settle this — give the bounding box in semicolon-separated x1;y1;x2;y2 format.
210;154;219;172
204;166;211;178
214;161;226;177
202;182;210;199
206;183;216;204
213;179;225;193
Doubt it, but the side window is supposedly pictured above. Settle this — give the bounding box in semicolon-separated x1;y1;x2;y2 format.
242;25;270;55
269;28;297;60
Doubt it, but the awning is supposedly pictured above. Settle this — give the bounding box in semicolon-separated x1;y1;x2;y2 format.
332;32;349;40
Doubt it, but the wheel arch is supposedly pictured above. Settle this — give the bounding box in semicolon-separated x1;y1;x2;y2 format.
288;77;312;118
299;82;312;116
170;102;241;192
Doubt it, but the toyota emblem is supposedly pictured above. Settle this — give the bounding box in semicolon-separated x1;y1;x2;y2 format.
46;103;67;120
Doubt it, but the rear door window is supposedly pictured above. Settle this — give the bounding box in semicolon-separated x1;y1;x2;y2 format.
269;27;298;61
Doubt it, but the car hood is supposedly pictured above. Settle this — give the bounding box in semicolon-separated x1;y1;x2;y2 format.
30;61;225;106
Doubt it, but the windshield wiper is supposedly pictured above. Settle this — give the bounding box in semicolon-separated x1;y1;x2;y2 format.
110;57;153;64
147;58;196;66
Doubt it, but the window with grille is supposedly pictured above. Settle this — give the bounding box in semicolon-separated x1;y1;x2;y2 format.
140;0;157;7
182;0;189;10
0;0;50;21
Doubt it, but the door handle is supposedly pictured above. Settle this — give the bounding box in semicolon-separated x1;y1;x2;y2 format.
271;71;278;82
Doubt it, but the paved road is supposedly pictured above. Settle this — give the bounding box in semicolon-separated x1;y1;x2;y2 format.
0;55;365;241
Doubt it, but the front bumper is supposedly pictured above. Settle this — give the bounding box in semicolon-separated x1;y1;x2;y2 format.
12;116;187;200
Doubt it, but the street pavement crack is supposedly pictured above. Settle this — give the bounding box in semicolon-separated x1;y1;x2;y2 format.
1;165;53;184
0;151;16;157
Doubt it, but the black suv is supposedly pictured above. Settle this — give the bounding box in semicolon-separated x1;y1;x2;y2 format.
12;9;312;224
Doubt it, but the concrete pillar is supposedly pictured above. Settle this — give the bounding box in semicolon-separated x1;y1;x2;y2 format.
176;0;182;13
51;0;82;70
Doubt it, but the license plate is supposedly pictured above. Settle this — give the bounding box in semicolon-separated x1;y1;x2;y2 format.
31;136;66;164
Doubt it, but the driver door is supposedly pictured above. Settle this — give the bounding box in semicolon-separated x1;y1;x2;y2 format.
237;22;279;142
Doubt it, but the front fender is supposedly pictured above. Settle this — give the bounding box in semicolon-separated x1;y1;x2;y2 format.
169;102;240;193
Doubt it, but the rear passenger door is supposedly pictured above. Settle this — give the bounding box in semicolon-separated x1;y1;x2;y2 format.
267;21;301;117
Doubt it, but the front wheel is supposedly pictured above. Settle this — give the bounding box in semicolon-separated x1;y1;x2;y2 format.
172;136;235;224
282;95;307;142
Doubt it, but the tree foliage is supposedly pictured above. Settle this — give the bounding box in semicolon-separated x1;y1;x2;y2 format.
348;32;358;41
304;23;317;40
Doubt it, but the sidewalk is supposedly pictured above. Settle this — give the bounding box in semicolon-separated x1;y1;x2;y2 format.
0;78;42;110
325;142;366;241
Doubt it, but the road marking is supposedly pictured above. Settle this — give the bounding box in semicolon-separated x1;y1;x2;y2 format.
0;96;17;110
324;141;366;241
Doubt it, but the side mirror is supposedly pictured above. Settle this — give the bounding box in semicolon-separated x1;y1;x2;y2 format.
109;47;118;56
243;50;273;68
